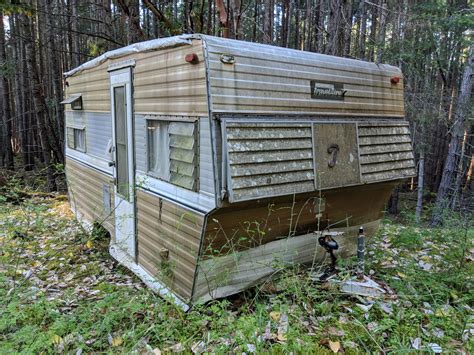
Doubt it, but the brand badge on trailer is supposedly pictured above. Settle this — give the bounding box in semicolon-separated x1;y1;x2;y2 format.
310;81;347;101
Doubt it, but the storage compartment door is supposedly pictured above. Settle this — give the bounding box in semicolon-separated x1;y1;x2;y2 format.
313;123;360;189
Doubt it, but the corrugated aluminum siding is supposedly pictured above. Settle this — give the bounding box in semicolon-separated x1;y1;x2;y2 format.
65;111;112;162
66;158;115;238
203;36;404;117
65;40;207;116
358;122;416;182
136;189;204;301
225;122;315;202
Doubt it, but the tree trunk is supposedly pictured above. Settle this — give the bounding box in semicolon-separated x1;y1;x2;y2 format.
376;0;387;63
45;0;65;157
184;0;194;34
431;40;473;226
450;128;468;209
263;0;272;44
358;0;366;59
0;11;14;169
343;0;352;57
316;0;325;52
24;15;57;191
71;0;81;67
415;151;425;222
231;0;243;39
215;0;229;37
368;0;378;61
304;0;312;51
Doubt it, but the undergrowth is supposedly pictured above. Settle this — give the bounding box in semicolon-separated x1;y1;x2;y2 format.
0;190;472;353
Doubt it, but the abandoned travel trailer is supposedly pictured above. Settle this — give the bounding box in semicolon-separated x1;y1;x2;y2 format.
62;34;416;309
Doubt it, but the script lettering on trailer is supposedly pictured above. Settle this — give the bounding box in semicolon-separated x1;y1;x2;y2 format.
310;81;347;101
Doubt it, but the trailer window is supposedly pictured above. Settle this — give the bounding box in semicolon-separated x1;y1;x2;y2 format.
148;121;169;180
147;120;199;191
67;127;86;152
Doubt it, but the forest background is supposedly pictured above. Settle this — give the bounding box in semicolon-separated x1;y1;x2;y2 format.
0;0;472;224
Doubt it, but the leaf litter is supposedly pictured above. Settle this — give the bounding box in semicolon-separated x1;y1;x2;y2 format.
0;194;472;353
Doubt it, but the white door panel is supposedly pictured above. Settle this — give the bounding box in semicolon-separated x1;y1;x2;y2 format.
110;68;136;260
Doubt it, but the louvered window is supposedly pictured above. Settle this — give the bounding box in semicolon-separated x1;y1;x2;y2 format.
147;120;199;191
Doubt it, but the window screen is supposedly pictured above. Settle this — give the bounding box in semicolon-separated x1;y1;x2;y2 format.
67;127;85;152
114;86;129;200
147;120;199;191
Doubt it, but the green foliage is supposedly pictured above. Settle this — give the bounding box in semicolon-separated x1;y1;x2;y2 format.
0;193;472;353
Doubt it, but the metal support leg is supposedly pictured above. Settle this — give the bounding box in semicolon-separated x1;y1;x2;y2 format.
357;226;365;279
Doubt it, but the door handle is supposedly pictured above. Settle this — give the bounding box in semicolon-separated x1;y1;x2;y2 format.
108;161;115;167
327;144;339;168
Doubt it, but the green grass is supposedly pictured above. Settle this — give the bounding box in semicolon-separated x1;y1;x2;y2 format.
0;193;473;353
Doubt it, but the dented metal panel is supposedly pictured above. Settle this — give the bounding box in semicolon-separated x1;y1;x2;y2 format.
224;122;315;202
136;189;204;301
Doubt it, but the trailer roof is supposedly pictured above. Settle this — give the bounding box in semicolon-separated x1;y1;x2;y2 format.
64;35;195;77
64;34;400;78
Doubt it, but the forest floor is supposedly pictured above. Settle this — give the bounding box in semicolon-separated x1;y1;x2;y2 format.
0;188;473;353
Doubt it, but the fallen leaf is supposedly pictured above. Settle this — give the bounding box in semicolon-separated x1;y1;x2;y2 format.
168;343;184;352
246;344;256;353
411;337;421;350
327;327;345;337
427;343;442;353
85;240;93;249
397;272;407;279
270;311;281;322
328;340;341;353
52;334;63;345
277;313;288;342
432;328;444;338
356;303;373;313
191;340;206;354
263;321;272;340
111;337;123;347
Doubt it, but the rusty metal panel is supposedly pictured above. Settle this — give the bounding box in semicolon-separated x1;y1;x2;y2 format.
224;122;315;202
313;123;360;189
358;123;416;183
203;36;404;117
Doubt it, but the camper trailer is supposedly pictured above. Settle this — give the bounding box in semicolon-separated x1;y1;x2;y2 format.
63;34;416;309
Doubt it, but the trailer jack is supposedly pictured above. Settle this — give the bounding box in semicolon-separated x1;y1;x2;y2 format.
315;230;344;281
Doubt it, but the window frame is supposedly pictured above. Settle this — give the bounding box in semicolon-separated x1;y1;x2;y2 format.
66;126;86;153
146;117;199;192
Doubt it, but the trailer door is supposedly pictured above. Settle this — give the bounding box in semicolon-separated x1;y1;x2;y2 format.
109;67;136;260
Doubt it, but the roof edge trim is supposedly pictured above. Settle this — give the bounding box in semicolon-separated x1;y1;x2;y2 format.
64;35;197;78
